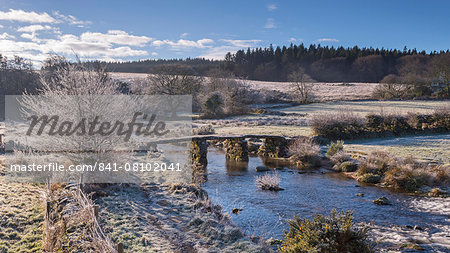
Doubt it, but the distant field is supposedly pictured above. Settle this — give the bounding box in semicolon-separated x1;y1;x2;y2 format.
345;133;450;164
109;72;377;101
279;100;450;116
200;100;450;137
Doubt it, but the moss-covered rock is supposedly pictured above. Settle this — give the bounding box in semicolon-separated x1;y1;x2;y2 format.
373;196;391;205
224;138;249;161
357;173;382;184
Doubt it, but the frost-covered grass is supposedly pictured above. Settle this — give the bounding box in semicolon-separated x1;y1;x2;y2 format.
345;134;450;164
280;100;450;116
0;171;44;253
194;100;449;137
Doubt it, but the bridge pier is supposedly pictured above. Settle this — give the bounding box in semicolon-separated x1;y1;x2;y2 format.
224;138;249;161
191;139;208;183
258;136;289;158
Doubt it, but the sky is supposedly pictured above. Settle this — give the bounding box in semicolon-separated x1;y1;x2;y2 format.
0;0;449;65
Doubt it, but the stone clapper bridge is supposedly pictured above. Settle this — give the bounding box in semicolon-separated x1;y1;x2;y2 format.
185;134;293;182
0;130;293;182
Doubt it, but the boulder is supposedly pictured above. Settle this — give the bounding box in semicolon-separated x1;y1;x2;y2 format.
256;166;270;172
373;196;391;205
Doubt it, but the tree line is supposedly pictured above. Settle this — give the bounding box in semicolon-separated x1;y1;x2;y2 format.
92;44;449;84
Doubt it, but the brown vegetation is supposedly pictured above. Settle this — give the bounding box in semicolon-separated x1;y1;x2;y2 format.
288;138;322;168
311;107;450;140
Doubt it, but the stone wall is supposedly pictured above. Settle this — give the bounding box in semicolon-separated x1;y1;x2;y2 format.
191;139;208;183
257;137;289;158
224;138;249;161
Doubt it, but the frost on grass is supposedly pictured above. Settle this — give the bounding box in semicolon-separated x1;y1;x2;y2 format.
95;183;269;252
255;171;283;191
0;173;44;253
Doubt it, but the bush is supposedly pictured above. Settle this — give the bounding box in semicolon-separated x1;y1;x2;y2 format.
203;93;224;118
280;210;374;253
357;173;382;184
357;151;395;176
310;112;364;140
193;125;215;135
330;151;351;165
288;138;321;168
312;109;450;140
384;165;427;192
326;140;344;157
255;171;283;191
339;161;359;172
431;165;450;185
199;76;250;118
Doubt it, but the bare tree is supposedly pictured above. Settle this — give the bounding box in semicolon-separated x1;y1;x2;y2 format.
430;53;450;97
142;69;202;117
288;67;314;104
374;74;413;99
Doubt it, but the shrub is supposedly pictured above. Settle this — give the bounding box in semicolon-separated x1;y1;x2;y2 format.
280;210;374;253
326;140;344;157
203;93;224;118
357;151;395;176
330;151;351;165
313;109;450;140
339;161;359;172
357;173;382;184
310;112;364;140
255;171;283;191
288;138;321;168
193;125;215;135
384;165;427;192
431;165;450;185
200;76;250;118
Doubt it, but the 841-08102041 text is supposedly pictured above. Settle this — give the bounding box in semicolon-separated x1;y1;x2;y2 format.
9;162;182;172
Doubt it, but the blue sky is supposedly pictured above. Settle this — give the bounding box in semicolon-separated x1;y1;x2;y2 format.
1;0;449;65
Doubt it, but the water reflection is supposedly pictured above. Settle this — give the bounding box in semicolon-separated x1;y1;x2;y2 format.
203;148;449;241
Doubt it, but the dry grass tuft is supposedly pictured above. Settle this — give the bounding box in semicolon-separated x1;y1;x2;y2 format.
288;138;322;168
44;185;116;253
255;171;283;191
311;111;364;140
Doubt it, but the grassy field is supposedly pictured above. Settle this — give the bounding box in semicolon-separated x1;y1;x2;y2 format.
0;169;44;253
110;72;378;101
199;100;450;137
345;133;450;164
279;100;450;116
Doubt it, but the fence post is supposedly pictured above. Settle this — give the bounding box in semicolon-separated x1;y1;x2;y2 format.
117;242;124;253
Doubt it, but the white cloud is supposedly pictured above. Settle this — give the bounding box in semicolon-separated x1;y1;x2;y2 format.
0;24;3;29
151;52;158;56
264;18;276;29
180;32;189;38
20;33;34;40
0;32;16;39
200;39;262;60
152;38;214;49
267;4;277;11
199;46;236;60
52;11;91;27
0;31;149;66
0;9;57;23
18;25;54;32
288;38;303;42
317;38;339;42
220;39;262;47
80;30;152;47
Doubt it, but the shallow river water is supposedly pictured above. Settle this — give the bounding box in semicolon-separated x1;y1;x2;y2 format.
202;148;450;250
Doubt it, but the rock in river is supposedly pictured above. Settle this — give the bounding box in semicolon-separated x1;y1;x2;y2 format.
373;196;391;205
256;166;270;172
